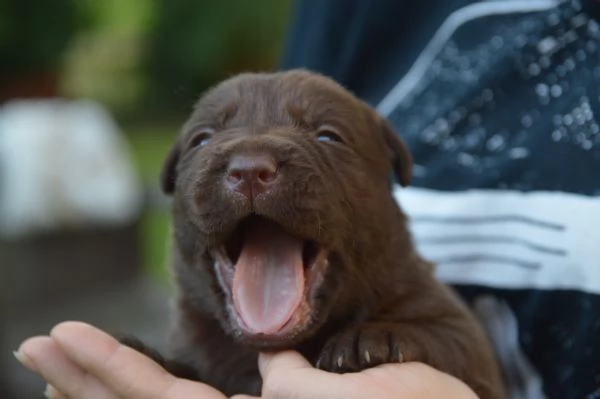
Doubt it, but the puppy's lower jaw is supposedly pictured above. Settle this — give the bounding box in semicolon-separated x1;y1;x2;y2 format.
211;215;329;346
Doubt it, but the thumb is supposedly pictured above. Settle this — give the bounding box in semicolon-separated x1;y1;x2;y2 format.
257;351;359;399
258;350;312;379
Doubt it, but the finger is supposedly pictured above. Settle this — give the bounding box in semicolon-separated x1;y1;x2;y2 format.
18;336;118;399
258;350;312;377
258;351;360;399
50;321;227;399
45;385;67;399
362;362;479;399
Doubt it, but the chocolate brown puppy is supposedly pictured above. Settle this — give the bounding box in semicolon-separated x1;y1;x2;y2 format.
124;70;506;398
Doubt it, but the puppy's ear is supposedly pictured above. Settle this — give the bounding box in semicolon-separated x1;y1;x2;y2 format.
380;117;413;187
160;144;181;195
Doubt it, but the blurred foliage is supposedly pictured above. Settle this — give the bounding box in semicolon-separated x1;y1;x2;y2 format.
144;0;292;114
140;208;172;284
0;0;87;76
78;0;154;32
58;0;292;118
1;0;291;117
127;125;178;283
60;0;155;114
127;125;178;182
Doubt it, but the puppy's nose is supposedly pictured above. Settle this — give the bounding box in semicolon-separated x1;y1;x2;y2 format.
226;154;278;198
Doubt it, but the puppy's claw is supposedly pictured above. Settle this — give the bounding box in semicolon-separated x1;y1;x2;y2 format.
364;350;371;364
337;355;343;368
398;348;404;363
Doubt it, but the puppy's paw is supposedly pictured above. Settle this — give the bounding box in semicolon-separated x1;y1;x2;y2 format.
316;325;404;373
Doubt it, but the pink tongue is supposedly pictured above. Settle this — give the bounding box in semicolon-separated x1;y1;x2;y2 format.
232;220;305;334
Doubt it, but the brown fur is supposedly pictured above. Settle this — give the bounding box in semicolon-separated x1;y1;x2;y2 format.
123;70;506;398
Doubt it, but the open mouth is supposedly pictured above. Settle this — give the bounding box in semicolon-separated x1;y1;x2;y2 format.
212;215;327;337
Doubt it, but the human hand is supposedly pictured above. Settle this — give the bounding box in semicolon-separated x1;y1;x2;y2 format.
237;350;479;399
16;321;228;399
16;321;478;399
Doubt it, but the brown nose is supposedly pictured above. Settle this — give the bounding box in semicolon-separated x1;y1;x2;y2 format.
226;154;278;199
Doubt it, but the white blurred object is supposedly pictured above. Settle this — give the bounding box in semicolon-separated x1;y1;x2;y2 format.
0;99;143;239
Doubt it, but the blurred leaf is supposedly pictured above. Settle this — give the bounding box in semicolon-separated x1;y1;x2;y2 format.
140;209;172;284
127;125;179;180
126;124;179;283
0;0;87;75
77;0;155;34
143;0;292;113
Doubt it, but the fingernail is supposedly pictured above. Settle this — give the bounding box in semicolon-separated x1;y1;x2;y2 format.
12;350;22;364
44;384;60;399
13;349;37;371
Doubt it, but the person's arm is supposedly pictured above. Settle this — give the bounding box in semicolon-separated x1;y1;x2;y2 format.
16;322;478;399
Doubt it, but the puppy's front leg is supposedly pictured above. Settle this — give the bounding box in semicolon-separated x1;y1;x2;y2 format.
316;320;470;373
315;300;504;399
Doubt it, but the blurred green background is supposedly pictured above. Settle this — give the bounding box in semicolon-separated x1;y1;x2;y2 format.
0;0;292;283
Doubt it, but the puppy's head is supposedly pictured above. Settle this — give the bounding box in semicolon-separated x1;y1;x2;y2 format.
163;70;412;348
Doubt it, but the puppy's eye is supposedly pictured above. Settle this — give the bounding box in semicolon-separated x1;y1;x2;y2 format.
316;125;343;143
189;129;214;149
